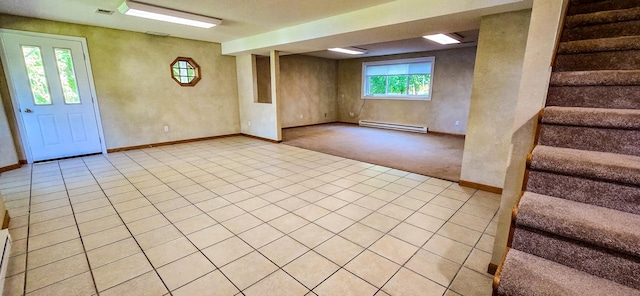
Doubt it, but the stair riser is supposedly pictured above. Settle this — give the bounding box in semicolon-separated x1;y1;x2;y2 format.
554;50;640;71
546;86;640;109
512;227;640;289
562;20;640;41
538;125;640;156
568;0;640;16
526;171;640;215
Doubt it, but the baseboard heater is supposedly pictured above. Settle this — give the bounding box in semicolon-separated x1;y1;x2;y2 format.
359;120;427;133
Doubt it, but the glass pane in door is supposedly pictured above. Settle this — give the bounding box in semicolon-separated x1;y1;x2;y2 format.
21;45;52;105
54;48;81;104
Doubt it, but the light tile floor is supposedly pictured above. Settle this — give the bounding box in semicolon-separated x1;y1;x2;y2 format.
0;136;499;296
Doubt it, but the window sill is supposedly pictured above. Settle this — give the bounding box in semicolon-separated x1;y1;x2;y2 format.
362;96;431;101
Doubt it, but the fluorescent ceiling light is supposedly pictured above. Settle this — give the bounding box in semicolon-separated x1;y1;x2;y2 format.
118;1;222;28
328;47;367;55
423;34;461;45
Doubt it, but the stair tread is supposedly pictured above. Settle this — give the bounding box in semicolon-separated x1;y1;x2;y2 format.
546;85;640;110
498;249;639;296
542;106;640;129
516;191;640;257
567;0;640;17
558;36;640;54
530;145;640;185
550;70;640;86
565;6;640;28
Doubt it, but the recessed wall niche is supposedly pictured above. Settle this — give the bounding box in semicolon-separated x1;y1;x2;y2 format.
254;55;272;103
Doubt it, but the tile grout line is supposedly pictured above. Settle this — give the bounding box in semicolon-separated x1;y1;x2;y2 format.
15;138;499;295
207;155;425;293
55;161;101;295
438;190;500;293
26;143;337;293
372;185;475;296
153;142;386;293
125;142;354;294
143;140;481;295
126;143;339;294
118;147;271;295
78;156;174;295
17;163;93;295
20;163;33;296
99;151;247;295
19;142;296;294
301;174;444;294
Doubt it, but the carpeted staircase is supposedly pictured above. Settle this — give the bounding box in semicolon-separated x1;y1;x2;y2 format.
494;0;640;295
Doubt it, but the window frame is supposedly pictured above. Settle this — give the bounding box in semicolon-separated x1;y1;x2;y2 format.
361;56;435;101
170;57;201;87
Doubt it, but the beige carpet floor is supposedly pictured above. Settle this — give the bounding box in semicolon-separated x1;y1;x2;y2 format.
282;123;465;181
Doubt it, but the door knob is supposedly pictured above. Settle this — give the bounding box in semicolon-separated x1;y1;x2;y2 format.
24;108;33;113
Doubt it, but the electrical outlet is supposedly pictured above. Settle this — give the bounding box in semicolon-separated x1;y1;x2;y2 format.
455;120;460;126
299;114;304;119
163;125;169;132
248;121;251;127
349;112;355;117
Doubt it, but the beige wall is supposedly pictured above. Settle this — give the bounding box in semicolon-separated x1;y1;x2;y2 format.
237;54;281;141
280;55;338;128
0;92;18;168
491;0;568;267
0;91;17;229
459;10;532;188
0;53;25;160
0;14;240;151
336;48;476;135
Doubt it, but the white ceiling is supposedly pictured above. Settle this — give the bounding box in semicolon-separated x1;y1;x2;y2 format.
0;0;394;43
0;0;531;59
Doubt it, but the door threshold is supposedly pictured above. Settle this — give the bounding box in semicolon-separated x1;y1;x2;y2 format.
34;152;102;163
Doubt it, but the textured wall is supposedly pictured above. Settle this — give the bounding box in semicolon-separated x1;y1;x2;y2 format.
237;54;280;141
0;46;24;160
459;10;532;188
0;14;240;151
492;0;568;267
280;55;337;128
0;92;18;168
336;47;477;135
0;92;17;232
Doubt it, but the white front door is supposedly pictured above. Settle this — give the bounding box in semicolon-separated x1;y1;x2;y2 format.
1;31;103;162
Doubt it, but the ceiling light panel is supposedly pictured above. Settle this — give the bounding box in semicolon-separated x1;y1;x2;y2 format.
328;47;367;55
423;34;461;45
118;1;222;28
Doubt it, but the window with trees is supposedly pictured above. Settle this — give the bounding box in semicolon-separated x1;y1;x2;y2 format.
171;57;201;86
362;57;434;100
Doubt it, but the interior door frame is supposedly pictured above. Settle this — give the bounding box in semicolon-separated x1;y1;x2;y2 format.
0;29;107;163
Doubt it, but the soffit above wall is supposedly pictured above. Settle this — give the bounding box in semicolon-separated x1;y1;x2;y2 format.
0;0;532;59
304;30;480;60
